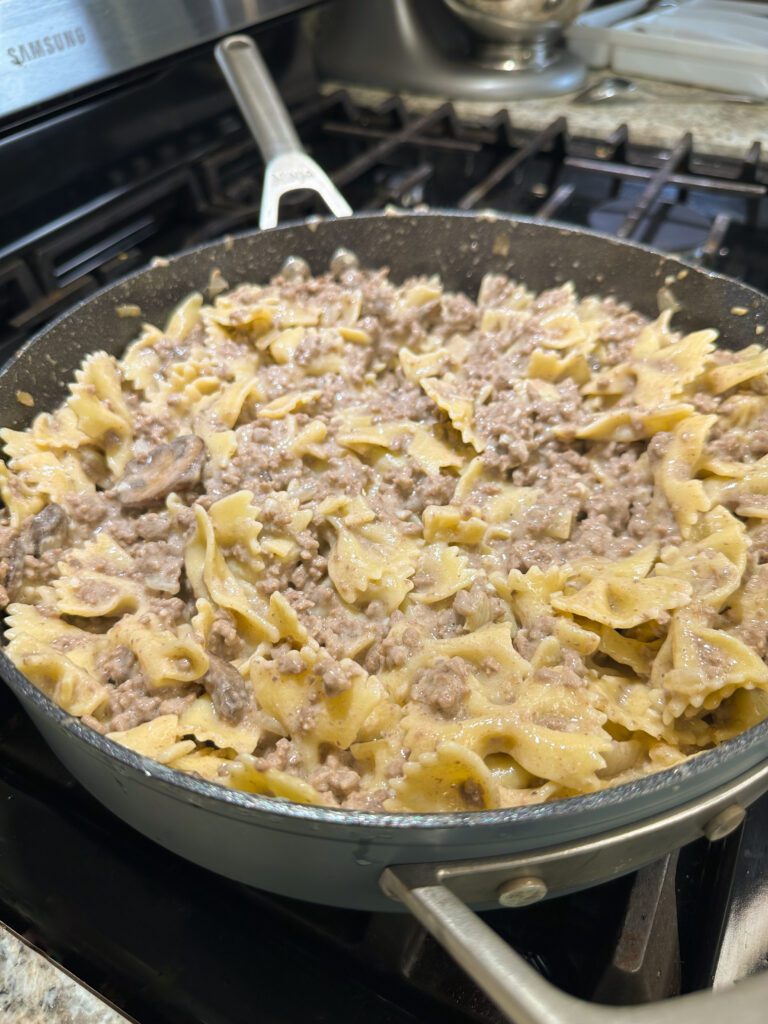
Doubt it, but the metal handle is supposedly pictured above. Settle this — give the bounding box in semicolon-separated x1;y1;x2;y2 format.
214;34;351;229
215;33;301;162
383;872;767;1024
380;756;768;1023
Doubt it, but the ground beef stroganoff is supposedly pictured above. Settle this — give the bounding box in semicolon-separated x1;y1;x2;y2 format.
3;253;768;812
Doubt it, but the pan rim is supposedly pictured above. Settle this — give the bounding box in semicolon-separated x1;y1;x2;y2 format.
2;209;767;375
3;209;768;832
6;651;768;830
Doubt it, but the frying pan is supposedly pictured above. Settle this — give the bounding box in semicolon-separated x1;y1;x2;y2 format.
2;32;768;1024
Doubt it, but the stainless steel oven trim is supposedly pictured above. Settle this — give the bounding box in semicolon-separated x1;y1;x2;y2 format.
0;0;318;120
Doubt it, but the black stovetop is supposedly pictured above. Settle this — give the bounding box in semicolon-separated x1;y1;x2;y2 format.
1;15;768;1024
1;677;765;1024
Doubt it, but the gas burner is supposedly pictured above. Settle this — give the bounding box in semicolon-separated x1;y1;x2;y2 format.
2;84;766;361
0;16;767;1024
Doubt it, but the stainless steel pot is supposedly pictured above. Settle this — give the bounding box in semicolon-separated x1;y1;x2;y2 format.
1;32;767;1024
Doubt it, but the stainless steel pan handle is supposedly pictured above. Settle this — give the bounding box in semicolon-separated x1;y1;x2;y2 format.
383;873;766;1024
381;755;768;1024
214;34;352;229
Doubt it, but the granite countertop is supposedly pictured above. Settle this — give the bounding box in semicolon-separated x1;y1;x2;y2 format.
0;923;130;1024
323;73;767;159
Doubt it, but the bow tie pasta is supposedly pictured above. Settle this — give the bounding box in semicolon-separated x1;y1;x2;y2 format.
3;259;768;813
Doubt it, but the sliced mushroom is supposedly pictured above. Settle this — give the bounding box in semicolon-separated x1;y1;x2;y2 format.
4;502;70;601
202;654;251;725
78;445;111;487
115;435;205;509
27;503;69;556
3;542;26;603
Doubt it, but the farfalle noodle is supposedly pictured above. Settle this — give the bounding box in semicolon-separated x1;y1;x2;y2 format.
3;259;768;812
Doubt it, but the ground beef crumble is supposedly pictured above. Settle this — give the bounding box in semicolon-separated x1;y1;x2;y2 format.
411;657;471;717
3;260;767;814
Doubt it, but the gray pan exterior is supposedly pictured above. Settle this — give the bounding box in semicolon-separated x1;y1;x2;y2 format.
2;213;767;910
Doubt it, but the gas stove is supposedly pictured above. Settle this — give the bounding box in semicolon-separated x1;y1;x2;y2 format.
1;6;768;1023
2;680;766;1024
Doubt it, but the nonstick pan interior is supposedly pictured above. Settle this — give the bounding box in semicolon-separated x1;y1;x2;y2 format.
1;212;765;434
1;211;768;847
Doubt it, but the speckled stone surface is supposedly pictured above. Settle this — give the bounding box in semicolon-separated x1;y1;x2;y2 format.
0;924;130;1023
323;74;767;159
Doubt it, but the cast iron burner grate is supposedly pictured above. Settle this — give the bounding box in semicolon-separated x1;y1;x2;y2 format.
1;89;766;361
1;80;768;1024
